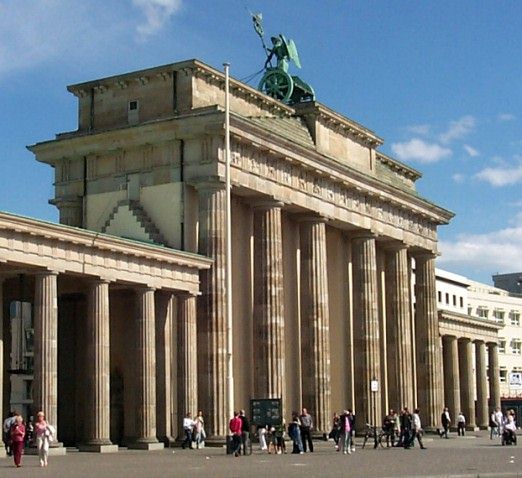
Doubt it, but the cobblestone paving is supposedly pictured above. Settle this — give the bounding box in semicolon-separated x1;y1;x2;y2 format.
2;432;522;478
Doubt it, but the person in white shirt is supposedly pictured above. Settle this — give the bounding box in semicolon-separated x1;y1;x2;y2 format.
457;412;466;436
182;412;195;449
503;411;517;445
412;409;426;449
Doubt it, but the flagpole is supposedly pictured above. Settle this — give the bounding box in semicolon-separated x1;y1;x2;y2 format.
224;62;234;421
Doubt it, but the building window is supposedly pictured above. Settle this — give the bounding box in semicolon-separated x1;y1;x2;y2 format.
511;340;521;355
468;306;472;315
445;293;449;304
460;297;464;308
438;291;442;303
500;368;508;383
493;309;505;323
477;307;489;319
128;100;139;111
510;311;520;326
452;295;457;306
499;340;506;354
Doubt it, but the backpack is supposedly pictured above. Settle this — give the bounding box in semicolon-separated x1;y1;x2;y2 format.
45;424;56;443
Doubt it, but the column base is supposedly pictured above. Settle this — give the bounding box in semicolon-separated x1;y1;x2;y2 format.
160;435;176;447
311;432;328;440
78;444;119;453
0;448;5;458
201;436;227;447
465;425;479;432
25;443;67;456
128;441;164;451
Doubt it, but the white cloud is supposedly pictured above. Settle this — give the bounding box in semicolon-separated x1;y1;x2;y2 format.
463;144;479;157
391;138;452;164
475;163;522;187
406;124;431;135
0;1;183;78
498;113;516;122
439;227;522;273
439;115;476;144
133;0;182;40
452;173;465;183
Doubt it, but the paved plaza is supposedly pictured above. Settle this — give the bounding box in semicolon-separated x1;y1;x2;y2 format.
2;432;522;478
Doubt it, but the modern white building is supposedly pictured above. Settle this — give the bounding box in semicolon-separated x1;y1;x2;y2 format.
467;279;522;399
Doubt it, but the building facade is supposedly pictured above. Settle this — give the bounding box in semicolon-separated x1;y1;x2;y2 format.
25;59;460;441
467;279;522;400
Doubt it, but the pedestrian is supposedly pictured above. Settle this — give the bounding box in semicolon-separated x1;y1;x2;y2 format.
288;412;303;454
299;408;314;452
400;408;413;448
329;412;341;450
494;407;504;438
239;410;250;455
348;409;356;453
2;411;17;457
257;424;268;451
229;411;242;457
34;411;54;467
439;407;451;438
457;412;466;436
339;410;352;454
411;409;427;449
194;410;206;449
383;409;395;447
181;412;195;449
10;415;26;468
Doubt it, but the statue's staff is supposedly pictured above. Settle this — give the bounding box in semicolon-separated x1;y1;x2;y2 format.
251;12;272;65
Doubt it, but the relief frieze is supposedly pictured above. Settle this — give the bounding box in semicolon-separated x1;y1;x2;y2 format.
229;140;437;240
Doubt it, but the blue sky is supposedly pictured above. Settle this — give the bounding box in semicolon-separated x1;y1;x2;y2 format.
1;0;521;284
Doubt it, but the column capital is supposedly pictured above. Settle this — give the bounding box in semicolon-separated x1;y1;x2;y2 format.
294;213;329;224
34;270;59;278
251;197;285;210
381;240;409;252
190;176;226;193
350;229;377;241
413;250;439;262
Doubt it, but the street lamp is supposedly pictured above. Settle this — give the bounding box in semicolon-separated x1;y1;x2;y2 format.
371;378;379;449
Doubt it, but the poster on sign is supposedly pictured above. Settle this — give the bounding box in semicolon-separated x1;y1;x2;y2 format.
509;372;522;388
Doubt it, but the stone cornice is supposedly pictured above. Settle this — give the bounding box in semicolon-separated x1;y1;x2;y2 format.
438;309;502;335
0;211;211;292
293;101;383;147
376;152;422;181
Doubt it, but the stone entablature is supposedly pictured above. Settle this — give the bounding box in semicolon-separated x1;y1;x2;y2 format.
438;310;501;343
0;211;211;293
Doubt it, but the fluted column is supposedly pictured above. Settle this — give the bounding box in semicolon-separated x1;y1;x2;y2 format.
475;340;488;429
300;217;331;434
33;272;59;440
414;253;443;430
178;293;198;438
352;233;381;427
253;201;286;405
488;342;501;409
458;338;476;429
131;287;162;449
196;181;228;438
80;280;117;452
156;292;175;445
385;245;414;411
442;335;460;425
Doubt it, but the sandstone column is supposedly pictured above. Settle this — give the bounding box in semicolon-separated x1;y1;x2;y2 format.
33;272;60;441
458;338;476;430
177;293;198;438
385;244;414;411
80;280;118;452
253;201;286;406
442;335;460;425
131;287;163;449
414;253;443;430
352;233;381;427
156;292;175;446
300;217;331;434
488;342;501;409
54;196;83;227
196;181;228;438
475;340;488;429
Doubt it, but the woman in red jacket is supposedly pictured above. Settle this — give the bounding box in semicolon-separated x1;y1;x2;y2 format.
10;415;26;468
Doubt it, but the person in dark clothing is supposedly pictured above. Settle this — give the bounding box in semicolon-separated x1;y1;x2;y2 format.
439;407;451;439
400;408;413;449
239;410;250;455
299;408;314;452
